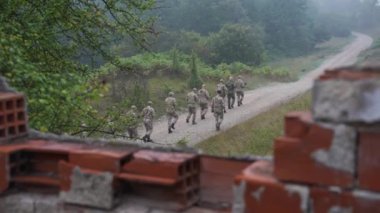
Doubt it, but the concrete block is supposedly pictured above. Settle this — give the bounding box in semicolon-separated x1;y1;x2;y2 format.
313;79;380;124
60;167;114;210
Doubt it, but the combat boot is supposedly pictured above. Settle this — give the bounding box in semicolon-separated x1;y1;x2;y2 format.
147;136;153;142
171;123;175;129
142;135;147;142
168;128;173;134
186;119;189;123
201;115;205;120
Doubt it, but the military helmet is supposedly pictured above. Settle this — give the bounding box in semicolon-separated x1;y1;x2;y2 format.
131;105;137;110
238;75;242;79
220;79;224;82
193;88;197;92
169;91;174;97
147;101;153;105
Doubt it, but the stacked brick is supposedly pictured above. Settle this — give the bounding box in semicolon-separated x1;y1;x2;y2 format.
0;93;27;143
0;140;201;211
234;67;380;213
119;150;201;210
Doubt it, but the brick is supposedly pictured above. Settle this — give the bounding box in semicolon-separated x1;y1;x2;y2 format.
234;161;309;213
284;111;312;138
0;153;9;193
318;68;380;81
200;156;251;207
311;187;380;213
312;78;380;124
69;149;133;173
274;124;354;187
358;131;380;192
122;150;198;180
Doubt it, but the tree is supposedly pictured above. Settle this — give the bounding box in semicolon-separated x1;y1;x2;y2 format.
157;0;247;34
259;0;316;55
0;0;155;134
208;23;266;65
188;53;203;89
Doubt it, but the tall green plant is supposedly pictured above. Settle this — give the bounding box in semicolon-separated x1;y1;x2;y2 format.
171;48;181;75
188;53;203;89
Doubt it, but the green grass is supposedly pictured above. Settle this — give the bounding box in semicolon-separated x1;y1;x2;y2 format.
196;91;311;156
357;28;380;66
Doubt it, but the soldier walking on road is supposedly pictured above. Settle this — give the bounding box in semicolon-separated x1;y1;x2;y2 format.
198;84;210;120
211;90;225;131
165;92;178;134
126;105;139;139
216;79;227;112
235;75;246;106
225;76;236;109
186;88;199;125
141;101;155;142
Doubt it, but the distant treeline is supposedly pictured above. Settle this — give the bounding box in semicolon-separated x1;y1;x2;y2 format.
115;0;380;65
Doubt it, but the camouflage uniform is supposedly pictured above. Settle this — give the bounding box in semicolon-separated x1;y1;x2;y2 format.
211;91;225;131
186;88;199;125
126;105;139;139
198;84;210;120
225;76;236;109
235;76;246;106
165;92;178;134
216;79;227;112
141;101;155;142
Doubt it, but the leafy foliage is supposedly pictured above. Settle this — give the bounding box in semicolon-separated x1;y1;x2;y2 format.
208;24;266;65
0;0;155;134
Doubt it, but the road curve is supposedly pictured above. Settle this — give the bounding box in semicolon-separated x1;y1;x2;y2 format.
147;32;373;147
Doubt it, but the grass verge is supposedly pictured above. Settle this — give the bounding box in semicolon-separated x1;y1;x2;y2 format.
196;91;311;156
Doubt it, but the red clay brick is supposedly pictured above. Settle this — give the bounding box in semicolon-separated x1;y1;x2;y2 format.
69;149;133;173
122;150;197;180
311;187;380;213
58;160;74;191
235;161;309;213
318;68;380;81
284;111;312;138
274;124;354;187
0;153;9;193
358;131;380;192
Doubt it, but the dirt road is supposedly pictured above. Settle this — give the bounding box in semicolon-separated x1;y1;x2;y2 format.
146;32;372;147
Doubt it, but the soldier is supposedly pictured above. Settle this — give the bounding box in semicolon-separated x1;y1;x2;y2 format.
126;105;139;139
216;79;227;112
186;88;199;125
211;90;225;131
198;84;210;120
165;92;178;134
235;75;246;106
225;76;236;109
141;101;155;142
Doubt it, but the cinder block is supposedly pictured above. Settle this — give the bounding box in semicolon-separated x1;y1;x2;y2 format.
274;124;356;187
312;78;380;124
234;161;310;213
59;166;115;210
358;131;380;192
311;187;380;213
